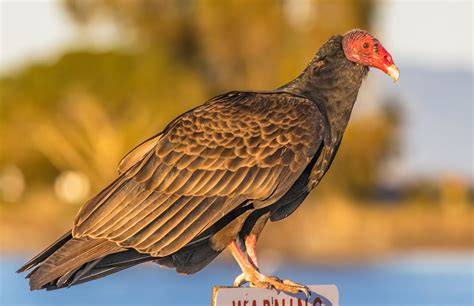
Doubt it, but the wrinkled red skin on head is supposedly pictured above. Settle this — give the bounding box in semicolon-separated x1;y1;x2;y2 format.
342;30;395;74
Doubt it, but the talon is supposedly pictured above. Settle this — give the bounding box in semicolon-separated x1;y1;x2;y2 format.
233;273;248;287
281;279;311;296
299;285;311;298
256;281;273;290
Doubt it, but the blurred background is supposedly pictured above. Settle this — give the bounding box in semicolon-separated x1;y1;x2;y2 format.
0;0;472;305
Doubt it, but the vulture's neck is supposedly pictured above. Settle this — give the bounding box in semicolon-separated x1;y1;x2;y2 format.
278;35;369;141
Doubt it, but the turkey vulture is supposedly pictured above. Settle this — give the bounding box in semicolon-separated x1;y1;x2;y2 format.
18;29;398;294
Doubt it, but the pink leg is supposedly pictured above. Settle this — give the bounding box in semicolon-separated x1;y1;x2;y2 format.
245;234;258;268
228;240;255;272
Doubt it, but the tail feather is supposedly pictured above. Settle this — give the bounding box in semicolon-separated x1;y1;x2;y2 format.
22;233;124;290
66;258;102;287
45;249;154;290
45;265;131;290
17;232;72;273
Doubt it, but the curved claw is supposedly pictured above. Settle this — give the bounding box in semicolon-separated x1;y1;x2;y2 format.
233;273;248;287
282;279;311;298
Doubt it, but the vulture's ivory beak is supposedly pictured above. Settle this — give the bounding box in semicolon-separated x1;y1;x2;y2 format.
386;64;400;82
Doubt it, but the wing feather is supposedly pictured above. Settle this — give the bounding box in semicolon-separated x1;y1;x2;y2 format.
86;182;145;234
123;196;200;247
88;187;156;236
109;194;180;240
118;135;161;174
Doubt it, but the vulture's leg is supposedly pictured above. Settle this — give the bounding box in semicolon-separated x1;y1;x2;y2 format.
228;239;310;296
231;234;259;286
244;234;258;267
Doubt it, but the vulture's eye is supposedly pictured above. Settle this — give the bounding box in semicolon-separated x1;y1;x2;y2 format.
363;42;369;49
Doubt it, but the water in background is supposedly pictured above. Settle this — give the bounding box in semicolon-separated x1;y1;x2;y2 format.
1;252;472;306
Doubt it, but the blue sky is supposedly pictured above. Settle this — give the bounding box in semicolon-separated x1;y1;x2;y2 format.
0;0;472;181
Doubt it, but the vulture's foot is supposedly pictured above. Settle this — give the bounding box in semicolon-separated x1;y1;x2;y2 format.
228;239;309;296
233;271;310;296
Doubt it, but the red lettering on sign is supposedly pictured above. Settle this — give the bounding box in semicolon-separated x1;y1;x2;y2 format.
252;300;257;306
263;299;271;306
297;298;308;306
312;297;323;306
275;298;291;306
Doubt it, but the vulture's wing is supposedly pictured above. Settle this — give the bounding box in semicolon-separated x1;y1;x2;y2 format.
73;91;326;257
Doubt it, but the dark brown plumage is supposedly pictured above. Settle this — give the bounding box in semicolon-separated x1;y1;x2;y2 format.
18;30;398;292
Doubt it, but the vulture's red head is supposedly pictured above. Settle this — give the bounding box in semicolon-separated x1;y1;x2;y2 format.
342;29;399;81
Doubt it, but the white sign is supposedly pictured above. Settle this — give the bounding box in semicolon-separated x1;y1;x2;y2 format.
212;285;339;306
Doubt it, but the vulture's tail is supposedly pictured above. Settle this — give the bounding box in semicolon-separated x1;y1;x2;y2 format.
17;231;222;290
16;231;153;290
